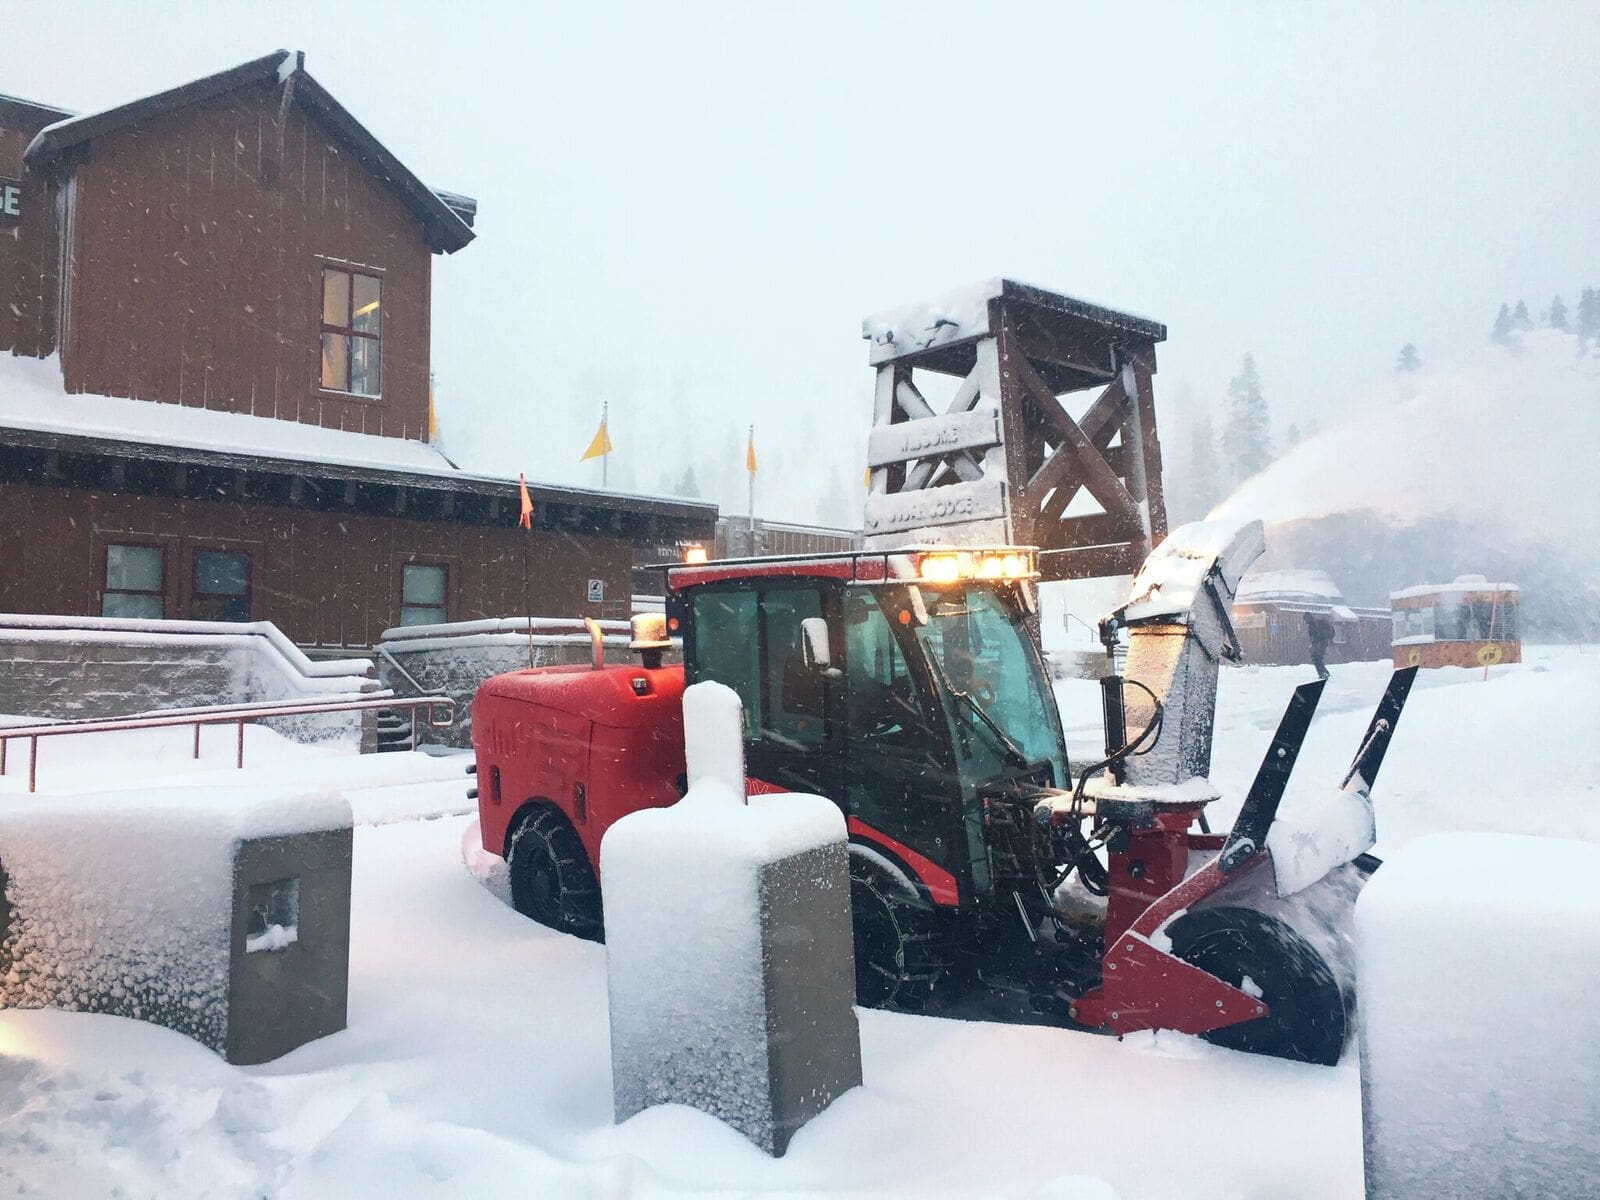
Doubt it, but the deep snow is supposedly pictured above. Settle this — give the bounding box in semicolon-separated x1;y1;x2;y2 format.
1;646;1597;1198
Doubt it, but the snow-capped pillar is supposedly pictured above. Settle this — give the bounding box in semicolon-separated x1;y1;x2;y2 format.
602;681;861;1156
0;788;352;1065
1356;833;1600;1199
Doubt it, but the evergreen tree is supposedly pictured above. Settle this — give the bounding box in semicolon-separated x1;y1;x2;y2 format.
1576;288;1600;349
817;465;854;528
676;464;700;499
1548;294;1569;332
1285;422;1302;447
1490;303;1514;346
1221;354;1272;483
1181;404;1224;520
1512;299;1534;330
1396;343;1422;372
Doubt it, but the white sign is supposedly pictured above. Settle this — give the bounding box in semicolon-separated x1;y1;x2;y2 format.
866;408;1001;468
0;181;20;222
862;478;1008;538
586;578;605;604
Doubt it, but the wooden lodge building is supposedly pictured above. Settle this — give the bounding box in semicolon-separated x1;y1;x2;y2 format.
0;51;715;648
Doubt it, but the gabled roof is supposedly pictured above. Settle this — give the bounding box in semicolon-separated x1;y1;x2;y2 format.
0;93;74;134
24;50;475;255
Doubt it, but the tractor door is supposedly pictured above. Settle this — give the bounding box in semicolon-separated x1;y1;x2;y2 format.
685;581;843;801
839;586;966;894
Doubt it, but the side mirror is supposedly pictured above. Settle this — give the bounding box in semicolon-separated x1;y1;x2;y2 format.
800;617;841;677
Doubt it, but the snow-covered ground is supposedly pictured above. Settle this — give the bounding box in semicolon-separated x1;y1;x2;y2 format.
1;647;1596;1198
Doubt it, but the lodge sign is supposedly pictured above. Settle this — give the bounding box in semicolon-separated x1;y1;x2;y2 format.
0;178;20;222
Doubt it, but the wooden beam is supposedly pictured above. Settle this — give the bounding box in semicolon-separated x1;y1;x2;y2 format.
1013;354;1138;525
1037;541;1144;583
894;378;985;485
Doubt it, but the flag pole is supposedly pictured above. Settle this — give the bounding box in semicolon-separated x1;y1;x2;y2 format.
602;401;609;489
747;423;755;554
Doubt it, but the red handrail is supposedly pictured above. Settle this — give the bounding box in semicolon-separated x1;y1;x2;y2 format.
0;694;455;793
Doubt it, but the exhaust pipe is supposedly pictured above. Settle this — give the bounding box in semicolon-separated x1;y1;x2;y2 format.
583;617;605;670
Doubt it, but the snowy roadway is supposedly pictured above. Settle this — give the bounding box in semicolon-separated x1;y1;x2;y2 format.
1;646;1596;1198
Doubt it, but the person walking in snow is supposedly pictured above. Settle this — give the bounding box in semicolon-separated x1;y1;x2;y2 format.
1305;611;1334;681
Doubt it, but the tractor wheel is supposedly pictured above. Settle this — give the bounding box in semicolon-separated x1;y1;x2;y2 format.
850;860;945;1012
1165;906;1347;1066
506;806;604;943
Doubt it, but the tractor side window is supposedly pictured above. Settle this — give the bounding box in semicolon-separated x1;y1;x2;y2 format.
843;589;920;739
759;588;826;748
691;590;761;737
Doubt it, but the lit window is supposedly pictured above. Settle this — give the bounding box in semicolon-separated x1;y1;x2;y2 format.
193;550;250;622
400;563;447;626
320;266;381;396
102;545;164;619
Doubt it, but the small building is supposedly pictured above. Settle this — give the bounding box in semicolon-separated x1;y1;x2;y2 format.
1390;575;1521;669
1;52;714;649
1230;569;1392;667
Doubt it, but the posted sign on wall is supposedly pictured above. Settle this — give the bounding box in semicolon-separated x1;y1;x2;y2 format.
0;178;20;222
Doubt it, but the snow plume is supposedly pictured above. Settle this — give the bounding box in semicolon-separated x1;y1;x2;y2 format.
1208;332;1600;575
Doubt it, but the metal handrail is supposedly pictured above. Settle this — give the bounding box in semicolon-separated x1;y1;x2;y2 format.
375;642;429;696
0;693;455;794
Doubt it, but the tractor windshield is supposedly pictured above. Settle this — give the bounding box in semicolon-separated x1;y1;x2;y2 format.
911;585;1067;786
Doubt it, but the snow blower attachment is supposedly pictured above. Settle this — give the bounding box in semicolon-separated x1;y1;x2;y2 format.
470;522;1420;1066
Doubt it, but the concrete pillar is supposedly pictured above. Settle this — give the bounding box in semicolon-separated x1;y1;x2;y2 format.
603;681;861;1155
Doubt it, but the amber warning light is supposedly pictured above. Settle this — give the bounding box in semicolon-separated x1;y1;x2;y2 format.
682;544;710;565
916;549;1035;585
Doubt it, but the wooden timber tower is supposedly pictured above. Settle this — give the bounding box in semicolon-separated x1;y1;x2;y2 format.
862;279;1168;581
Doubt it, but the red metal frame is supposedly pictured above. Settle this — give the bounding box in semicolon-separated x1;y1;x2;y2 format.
0;693;453;793
1066;802;1272;1037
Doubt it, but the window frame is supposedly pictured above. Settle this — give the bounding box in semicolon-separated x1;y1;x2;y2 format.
399;560;449;627
190;547;253;623
318;263;383;398
101;541;167;620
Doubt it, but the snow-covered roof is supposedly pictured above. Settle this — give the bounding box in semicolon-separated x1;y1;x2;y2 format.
0;352;719;524
1237;569;1345;605
0;352;456;475
1390;574;1520;601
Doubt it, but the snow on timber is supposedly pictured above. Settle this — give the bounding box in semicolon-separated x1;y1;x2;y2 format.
1;648;1598;1197
1357;833;1600;1198
0;353;455;474
1208;332;1600;571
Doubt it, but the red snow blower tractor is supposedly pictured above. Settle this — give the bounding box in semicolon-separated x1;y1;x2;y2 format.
470;520;1415;1065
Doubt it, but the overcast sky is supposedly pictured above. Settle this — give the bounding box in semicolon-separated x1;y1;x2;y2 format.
5;1;1597;525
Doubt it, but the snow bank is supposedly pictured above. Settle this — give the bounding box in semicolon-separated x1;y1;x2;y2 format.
0;785;351;1059
1356;833;1600;1199
603;681;858;1154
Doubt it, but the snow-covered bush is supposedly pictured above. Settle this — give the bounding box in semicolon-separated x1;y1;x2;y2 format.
602;681;860;1155
1356;832;1600;1198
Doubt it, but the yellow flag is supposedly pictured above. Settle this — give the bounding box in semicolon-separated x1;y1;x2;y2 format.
427;378;438;442
863;467;871;489
745;431;757;475
580;417;613;462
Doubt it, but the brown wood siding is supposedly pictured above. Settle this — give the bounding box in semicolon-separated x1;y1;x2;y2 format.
0;479;633;647
57;81;431;440
0;121;59;359
1232;602;1393;667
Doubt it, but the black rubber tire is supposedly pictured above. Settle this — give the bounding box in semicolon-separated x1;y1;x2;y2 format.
850;860;945;1012
1165;905;1347;1066
506;806;604;943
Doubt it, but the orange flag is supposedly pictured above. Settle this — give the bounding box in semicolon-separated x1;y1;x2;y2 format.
517;473;533;529
745;430;758;475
